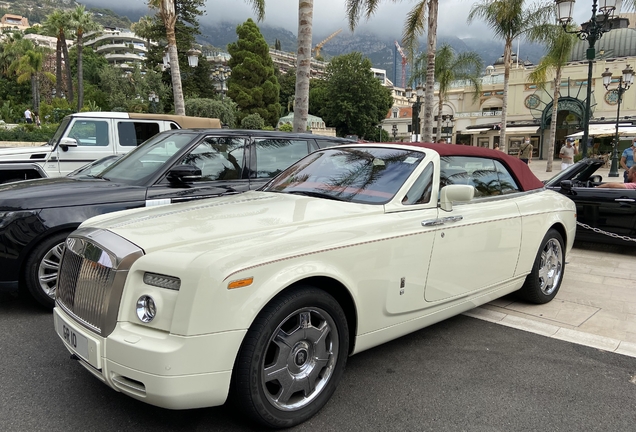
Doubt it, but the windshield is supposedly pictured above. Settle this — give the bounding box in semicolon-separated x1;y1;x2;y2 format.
544;158;603;186
263;147;426;204
99;132;194;184
49;116;72;146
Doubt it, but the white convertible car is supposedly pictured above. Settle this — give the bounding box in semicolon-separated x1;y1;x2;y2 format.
54;143;576;428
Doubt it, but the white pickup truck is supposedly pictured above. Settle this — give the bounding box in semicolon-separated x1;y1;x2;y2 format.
0;112;221;184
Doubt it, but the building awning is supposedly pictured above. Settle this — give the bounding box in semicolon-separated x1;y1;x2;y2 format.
506;126;539;135
566;124;633;138
462;128;491;134
481;98;503;110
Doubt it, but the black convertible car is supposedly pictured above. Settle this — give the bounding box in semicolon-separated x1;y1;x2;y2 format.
0;129;354;308
545;158;636;245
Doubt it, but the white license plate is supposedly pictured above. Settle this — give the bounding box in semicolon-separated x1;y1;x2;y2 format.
56;315;89;362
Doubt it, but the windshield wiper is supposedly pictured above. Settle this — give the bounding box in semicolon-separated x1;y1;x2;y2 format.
286;190;347;201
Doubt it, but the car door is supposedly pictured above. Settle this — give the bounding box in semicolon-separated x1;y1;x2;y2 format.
56;118;114;176
145;136;250;205
570;187;636;240
424;157;522;302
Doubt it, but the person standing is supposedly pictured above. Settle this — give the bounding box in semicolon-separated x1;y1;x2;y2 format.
559;138;578;170
620;139;636;182
24;108;33;124
518;137;533;164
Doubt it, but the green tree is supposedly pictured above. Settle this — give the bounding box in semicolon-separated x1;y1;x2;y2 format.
277;67;297;115
293;0;313;133
411;43;483;141
468;0;552;147
527;23;577;172
185;98;238;127
241;112;266;129
42;10;73;101
319;52;392;138
10;48;55;112
70;5;101;110
149;0;265;115
227;18;281;127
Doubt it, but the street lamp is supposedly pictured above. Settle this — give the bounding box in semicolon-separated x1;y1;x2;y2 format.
555;0;618;158
602;65;634;177
148;92;159;113
442;114;454;143
406;85;424;142
213;68;230;100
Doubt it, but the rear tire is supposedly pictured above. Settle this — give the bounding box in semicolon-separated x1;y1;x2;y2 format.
518;228;565;304
231;286;349;428
24;232;70;309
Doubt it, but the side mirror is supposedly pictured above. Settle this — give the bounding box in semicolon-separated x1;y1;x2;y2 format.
439;184;474;212
560;179;573;193
167;165;202;184
59;137;78;151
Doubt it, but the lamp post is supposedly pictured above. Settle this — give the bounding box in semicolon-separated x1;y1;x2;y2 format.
442;114;454;143
213;68;230;100
406;85;424;142
555;0;618;158
148;92;159;113
602;65;634;177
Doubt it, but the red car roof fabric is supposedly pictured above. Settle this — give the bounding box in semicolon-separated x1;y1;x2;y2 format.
389;142;545;192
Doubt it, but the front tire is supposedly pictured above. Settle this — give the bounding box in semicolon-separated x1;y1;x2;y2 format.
24;231;70;309
232;286;349;428
518;228;565;304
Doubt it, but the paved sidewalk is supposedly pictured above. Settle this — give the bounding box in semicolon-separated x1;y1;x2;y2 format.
465;158;636;358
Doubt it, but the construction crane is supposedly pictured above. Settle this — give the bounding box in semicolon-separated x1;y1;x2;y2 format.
313;29;342;58
394;40;408;88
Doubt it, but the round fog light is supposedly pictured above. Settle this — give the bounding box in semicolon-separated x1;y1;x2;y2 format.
136;295;156;323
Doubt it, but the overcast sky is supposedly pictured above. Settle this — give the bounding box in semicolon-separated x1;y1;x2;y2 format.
79;0;604;40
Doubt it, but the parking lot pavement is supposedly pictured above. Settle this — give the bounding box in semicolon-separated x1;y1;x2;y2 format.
465;158;636;358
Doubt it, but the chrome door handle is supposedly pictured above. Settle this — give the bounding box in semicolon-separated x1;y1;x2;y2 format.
615;198;635;203
421;215;463;226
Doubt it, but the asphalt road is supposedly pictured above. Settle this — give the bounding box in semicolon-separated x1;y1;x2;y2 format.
1;292;635;432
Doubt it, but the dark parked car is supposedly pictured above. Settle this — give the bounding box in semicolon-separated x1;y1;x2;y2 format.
0;129;354;308
545;157;636;245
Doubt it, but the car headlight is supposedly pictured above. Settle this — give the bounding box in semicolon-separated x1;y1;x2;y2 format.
143;272;181;290
136;295;156;323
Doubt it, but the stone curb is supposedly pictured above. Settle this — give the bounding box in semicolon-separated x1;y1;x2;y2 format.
463;307;636;358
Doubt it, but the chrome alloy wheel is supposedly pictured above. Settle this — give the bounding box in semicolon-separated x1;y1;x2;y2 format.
37;241;65;299
261;307;339;411
538;238;563;296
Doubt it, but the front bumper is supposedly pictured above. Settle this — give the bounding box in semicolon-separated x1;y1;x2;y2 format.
53;306;247;409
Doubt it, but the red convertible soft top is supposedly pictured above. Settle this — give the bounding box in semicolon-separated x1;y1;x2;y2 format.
395;142;545;192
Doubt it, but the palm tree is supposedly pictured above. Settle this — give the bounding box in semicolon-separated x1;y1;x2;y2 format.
526;24;576;172
293;0;313;132
43;10;73;101
70;5;101;110
468;0;552;149
411;44;483;142
131;16;154;51
10;48;56;112
346;1;436;141
149;0;265;116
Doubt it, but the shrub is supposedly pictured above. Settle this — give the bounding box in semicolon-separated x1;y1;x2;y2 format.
278;123;293;132
240;113;265;130
185;98;237;127
0;123;60;142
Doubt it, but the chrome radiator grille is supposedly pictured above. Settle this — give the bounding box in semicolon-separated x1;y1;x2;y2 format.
55;228;144;337
57;243;115;334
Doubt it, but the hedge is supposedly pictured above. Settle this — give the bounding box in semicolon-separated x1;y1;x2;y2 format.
0;123;59;142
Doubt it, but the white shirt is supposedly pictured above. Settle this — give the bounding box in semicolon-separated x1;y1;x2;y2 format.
24;109;32;120
560;145;575;162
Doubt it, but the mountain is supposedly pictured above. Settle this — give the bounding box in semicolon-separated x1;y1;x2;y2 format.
13;0;546;84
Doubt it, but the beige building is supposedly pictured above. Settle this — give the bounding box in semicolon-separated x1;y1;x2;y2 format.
0;14;29;31
384;15;636;160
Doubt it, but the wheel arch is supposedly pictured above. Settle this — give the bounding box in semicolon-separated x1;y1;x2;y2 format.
288;276;358;355
19;224;79;283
